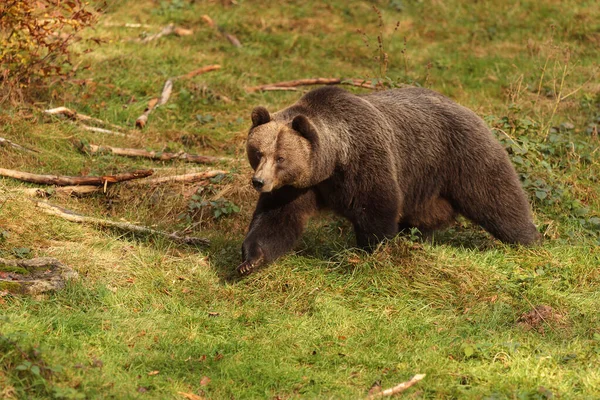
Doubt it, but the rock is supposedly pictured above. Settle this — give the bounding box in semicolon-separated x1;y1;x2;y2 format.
0;257;78;295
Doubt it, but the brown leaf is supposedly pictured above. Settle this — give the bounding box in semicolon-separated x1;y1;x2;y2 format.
178;392;204;400
200;376;211;386
174;27;193;36
148;370;160;376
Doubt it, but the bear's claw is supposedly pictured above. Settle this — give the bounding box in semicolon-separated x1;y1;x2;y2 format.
236;261;255;275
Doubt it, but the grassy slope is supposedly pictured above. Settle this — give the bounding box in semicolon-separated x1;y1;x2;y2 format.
1;0;599;398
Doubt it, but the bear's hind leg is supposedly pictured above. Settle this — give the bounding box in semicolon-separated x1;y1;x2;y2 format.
451;167;540;245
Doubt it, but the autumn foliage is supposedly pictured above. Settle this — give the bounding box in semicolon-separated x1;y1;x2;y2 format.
0;0;99;100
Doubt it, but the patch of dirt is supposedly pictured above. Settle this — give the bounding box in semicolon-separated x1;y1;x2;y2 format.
517;305;566;332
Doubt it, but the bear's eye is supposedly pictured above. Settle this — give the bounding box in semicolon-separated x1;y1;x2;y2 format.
276;157;285;164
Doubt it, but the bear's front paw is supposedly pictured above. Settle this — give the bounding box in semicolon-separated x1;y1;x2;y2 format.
236;261;256;275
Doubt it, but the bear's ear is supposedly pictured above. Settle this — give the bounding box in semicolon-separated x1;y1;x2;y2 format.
251;107;271;127
292;114;319;145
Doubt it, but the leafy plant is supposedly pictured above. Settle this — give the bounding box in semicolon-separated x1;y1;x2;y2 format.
0;0;99;101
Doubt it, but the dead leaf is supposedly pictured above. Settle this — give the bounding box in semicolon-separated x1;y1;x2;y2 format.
174;27;193;36
178;392;204;400
201;15;215;28
148;370;160;376
200;376;210;386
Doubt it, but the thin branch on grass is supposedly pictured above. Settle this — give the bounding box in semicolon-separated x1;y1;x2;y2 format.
139;23;193;43
136;79;172;128
80;125;130;137
175;64;221;80
201;14;241;47
19;186;102;197
246;78;377;93
136;64;221;129
0;167;153;186
127;170;229;185
367;374;426;399
35;201;209;246
0;137;39;153
44;106;125;132
81;143;227;164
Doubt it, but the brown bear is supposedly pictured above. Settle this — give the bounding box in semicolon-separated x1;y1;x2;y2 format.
237;86;539;275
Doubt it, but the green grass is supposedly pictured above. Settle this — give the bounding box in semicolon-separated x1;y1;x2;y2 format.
1;0;599;398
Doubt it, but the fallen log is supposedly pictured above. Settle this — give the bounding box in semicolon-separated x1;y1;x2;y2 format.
0;168;153;186
83;143;227;164
0;257;78;295
36;201;209;246
246;77;377;93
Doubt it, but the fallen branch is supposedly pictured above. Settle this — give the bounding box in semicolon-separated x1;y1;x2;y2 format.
136;64;221;129
367;374;426;399
136;79;172;129
36;201;209;246
19;186;102;197
81;143;227;164
139;23;193;43
175;64;221;80
44;106;125;132
127;170;229;185
246;78;377;93
0;167;153;186
0;137;39;153
201;14;241;47
81;125;130;137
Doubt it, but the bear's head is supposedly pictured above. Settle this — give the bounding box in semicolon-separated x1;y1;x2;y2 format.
246;106;319;193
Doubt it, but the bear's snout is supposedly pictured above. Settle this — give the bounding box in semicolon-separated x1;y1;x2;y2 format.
251;177;264;191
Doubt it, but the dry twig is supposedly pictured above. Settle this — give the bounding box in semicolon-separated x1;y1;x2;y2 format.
127;170;229;185
0;168;153;186
0;137;39;153
82;143;227;164
139;23;193;43
44;106;125;132
36;201;209;246
367;374;426;399
246;78;377;93
18;186;101;197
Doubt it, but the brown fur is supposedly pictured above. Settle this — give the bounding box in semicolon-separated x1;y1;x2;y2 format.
237;86;540;275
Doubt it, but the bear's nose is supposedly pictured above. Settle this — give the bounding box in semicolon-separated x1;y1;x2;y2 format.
251;177;264;190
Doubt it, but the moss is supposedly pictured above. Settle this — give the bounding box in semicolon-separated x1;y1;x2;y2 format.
0;280;23;294
0;264;30;275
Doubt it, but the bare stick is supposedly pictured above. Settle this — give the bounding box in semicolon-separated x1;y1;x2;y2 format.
246;78;377;93
0;168;153;186
0;137;39;153
175;64;221;80
36;201;209;246
127;170;229;185
367;374;426;399
81;125;130;137
19;186;102;197
82;143;227;164
136;65;221;128
140;24;174;43
44;106;125;132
